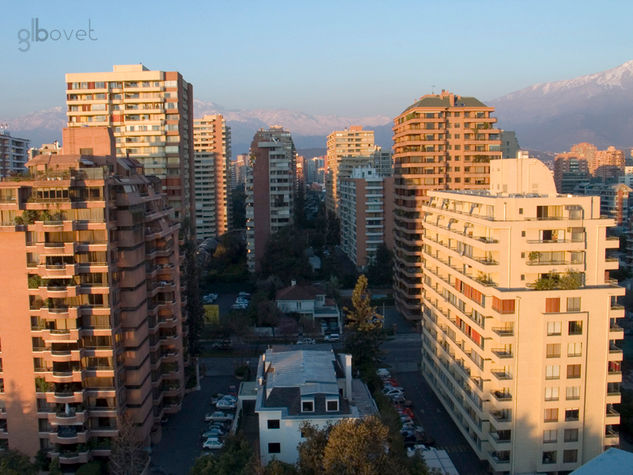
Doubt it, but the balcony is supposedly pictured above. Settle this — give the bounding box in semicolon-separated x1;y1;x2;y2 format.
491;370;512;381
492;327;513;337
491;390;512;402
491;410;511;423
492;349;513;359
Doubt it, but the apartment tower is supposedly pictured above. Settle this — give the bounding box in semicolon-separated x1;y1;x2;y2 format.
246;127;296;272
420;156;623;473
0;129;29;177
339;167;394;269
65;64;195;234
193;114;231;240
392;91;501;320
0;128;185;467
325;126;375;215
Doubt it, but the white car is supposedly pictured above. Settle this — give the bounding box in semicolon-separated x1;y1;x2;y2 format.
202;437;224;450
324;333;340;342
205;411;234;422
231;303;248;310
201;428;224;439
238;292;251;298
377;368;391;378
216;398;237;410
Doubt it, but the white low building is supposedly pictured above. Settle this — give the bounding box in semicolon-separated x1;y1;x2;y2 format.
275;282;341;334
254;347;376;465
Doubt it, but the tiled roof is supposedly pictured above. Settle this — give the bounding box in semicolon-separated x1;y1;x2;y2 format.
276;284;324;301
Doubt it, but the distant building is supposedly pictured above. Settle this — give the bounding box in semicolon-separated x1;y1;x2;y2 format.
246;127;297;272
392;91;502;320
65;64;195;231
339;166;394;269
572;182;632;227
28;141;60;159
230;154;249;190
0;127;185;465
193;114;231;240
0;130;29;177
555;143;625;192
254;348;377;465
500;130;520;159
421;155;623;473
325;126;376;215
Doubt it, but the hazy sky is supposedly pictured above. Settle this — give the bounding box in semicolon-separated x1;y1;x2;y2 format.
1;0;632;119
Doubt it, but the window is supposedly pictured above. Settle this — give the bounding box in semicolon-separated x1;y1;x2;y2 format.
568;342;582;357
546;344;561;358
568;321;583;335
301;400;314;412
326;400;339;412
564;428;579;442
567;364;581;379
542;451;557;464
543;429;558;443
547;321;561;336
565;408;579;421
566;386;580;400
267;419;280;429
545;387;559;401
545;298;561;313
563;449;578;463
268;443;280;454
546;365;560;380
492;297;515;314
567;297;581;311
544;408;558;422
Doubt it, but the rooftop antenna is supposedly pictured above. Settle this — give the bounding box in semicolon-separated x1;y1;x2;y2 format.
431;85;436;94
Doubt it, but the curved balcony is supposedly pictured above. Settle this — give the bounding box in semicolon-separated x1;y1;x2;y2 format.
56;451;90;464
45;391;84;404
47;410;86;425
49;427;87;444
43;329;80;343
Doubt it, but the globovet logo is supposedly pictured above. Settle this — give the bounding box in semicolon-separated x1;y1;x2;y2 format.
17;18;97;52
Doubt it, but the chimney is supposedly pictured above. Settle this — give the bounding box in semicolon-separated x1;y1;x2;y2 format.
344;354;352;401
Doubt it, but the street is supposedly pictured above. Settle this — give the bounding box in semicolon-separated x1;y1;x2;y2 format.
382;333;488;475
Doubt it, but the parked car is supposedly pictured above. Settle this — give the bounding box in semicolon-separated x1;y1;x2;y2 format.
210;392;225;405
376;368;391;378
324;333;340;342
205;411;234;422
238;292;251;298
296;337;316;345
389;393;406;403
383;388;404;397
216;397;237;410
231;303;248;310
201;428;225;439
202;437;224;450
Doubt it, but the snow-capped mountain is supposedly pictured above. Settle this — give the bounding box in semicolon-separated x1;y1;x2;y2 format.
490;60;633;152
6;100;392;154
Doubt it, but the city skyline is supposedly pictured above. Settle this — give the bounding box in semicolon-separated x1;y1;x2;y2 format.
1;0;633;120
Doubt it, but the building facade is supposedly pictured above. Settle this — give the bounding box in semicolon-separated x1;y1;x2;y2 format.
339;166;394;269
325;126;375;215
392;91;502;320
65;64;195;233
555;143;625;193
193;114;231;240
0;127;185;468
0;129;29;177
254;348;376;465
246;127;296;272
420;157;623;473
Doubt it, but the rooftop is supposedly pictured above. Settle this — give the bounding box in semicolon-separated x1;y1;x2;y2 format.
570;448;633;475
276;283;325;301
402;92;488;113
264;349;338;397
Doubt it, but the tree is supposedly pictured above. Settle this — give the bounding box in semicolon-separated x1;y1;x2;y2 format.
297;423;331;475
366;244;393;287
48;457;62;475
259;227;312;282
0;450;38;475
108;415;148;475
325;211;340;246
191;435;254;475
344;275;384;376
322;416;392;475
231;185;247;229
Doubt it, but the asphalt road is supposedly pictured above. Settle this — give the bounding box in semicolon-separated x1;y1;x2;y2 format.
149;358;241;475
382;333;488;475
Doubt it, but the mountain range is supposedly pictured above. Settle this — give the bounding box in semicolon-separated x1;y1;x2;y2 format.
6;60;633;155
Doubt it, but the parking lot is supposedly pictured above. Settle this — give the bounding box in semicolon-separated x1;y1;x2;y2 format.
149;357;241;475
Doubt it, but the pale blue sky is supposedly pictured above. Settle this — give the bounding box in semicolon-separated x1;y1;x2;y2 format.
1;0;632;119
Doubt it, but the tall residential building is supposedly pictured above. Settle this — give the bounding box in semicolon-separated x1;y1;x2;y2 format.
29;141;61;159
500;130;520;159
65;64;195;233
392;91;501;320
230;154;249;190
339;167;394;269
0;129;29;177
246;127;297;272
0;127;185;467
325;126;375;215
555;143;625;192
420;156;623;473
193;114;231;240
